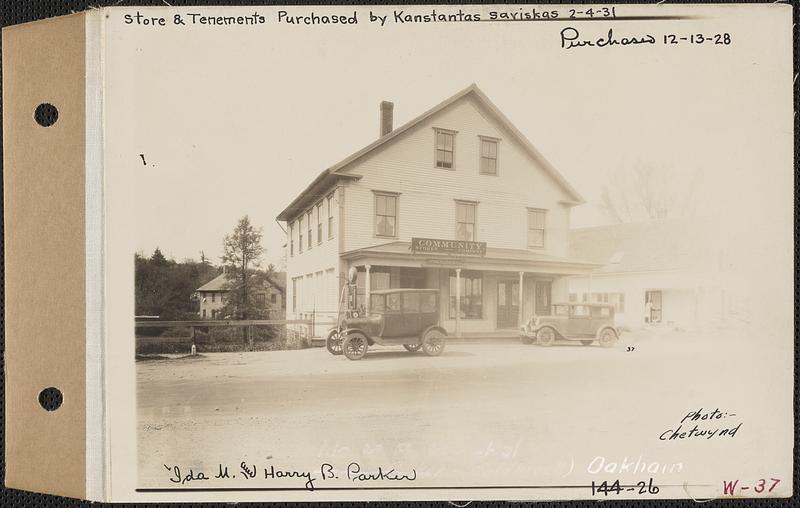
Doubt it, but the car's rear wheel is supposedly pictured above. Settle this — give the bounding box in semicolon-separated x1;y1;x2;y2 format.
580;339;594;346
598;328;618;348
403;343;421;352
537;327;556;346
342;332;368;360
421;329;446;357
326;329;343;355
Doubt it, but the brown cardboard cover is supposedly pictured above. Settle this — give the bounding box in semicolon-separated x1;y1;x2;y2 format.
3;12;87;498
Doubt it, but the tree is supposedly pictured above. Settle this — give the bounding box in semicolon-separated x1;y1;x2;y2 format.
598;163;697;223
150;247;168;266
134;249;217;326
220;216;265;319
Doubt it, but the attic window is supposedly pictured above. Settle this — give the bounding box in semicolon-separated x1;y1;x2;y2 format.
479;137;498;175
609;251;625;264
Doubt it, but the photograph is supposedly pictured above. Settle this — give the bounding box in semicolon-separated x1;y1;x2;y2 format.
92;4;796;501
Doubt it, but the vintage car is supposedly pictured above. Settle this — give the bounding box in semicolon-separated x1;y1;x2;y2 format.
519;302;620;347
330;288;447;361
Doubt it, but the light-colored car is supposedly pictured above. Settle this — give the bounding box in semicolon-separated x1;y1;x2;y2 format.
520;302;620;347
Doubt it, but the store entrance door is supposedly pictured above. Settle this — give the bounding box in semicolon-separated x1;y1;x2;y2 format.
497;280;519;329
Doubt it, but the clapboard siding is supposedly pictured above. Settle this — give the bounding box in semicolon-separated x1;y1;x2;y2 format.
285;187;341;319
342;96;573;256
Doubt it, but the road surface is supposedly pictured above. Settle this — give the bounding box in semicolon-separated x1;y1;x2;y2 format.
137;330;789;496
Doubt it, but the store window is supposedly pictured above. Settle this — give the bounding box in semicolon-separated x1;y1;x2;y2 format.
448;270;483;319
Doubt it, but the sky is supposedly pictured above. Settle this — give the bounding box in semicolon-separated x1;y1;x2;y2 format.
110;5;792;272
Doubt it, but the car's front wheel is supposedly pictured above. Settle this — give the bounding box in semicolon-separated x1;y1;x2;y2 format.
598;328;618;348
342;332;368;360
421;329;446;357
326;329;343;355
403;343;421;352
536;327;556;346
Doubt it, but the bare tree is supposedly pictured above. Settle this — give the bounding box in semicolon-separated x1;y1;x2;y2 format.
599;163;695;223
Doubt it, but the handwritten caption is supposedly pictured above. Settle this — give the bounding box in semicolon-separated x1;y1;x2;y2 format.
659;407;742;442
164;461;416;491
122;7;617;28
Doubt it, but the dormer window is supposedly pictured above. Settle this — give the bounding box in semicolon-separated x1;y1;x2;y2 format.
479;136;498;175
434;128;456;169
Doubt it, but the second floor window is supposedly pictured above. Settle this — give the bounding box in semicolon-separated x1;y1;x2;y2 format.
480;138;498;175
316;202;323;244
435;129;455;169
307;211;312;249
298;217;304;252
327;193;335;240
455;201;476;241
289;223;294;256
527;209;546;248
375;192;398;237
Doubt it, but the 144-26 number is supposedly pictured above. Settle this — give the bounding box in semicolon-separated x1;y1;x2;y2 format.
591;478;660;496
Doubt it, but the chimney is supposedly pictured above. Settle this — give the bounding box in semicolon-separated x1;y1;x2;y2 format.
379;100;394;137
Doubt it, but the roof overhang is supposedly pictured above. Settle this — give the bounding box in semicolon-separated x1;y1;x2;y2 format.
276;171;361;222
341;242;600;276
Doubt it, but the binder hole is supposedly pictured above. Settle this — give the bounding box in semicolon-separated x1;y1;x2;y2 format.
34;103;58;127
38;387;63;411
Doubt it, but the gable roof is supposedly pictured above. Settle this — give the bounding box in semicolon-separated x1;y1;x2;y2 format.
196;271;287;293
568;219;716;274
276;83;584;221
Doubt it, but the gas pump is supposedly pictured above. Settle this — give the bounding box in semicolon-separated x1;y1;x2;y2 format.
326;267;358;356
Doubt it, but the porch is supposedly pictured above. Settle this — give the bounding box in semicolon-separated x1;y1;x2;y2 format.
341;241;599;338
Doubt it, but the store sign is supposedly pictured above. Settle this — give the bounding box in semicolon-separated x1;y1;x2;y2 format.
411;237;487;257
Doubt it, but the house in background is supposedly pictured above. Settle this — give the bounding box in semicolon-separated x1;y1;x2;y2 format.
567;219;729;331
277;84;599;339
196;271;286;319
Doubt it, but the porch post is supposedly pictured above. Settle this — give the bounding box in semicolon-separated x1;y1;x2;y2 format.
455;268;461;338
518;271;524;328
364;264;372;314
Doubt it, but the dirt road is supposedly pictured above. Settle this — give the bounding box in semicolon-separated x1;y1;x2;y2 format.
137;333;788;495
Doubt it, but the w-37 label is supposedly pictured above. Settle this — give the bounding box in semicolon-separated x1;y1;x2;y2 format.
560;27;733;50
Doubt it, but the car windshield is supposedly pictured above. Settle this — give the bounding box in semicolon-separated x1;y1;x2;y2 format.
553;305;569;316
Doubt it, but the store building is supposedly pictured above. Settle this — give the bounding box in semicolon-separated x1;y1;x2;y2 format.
277;84;598;338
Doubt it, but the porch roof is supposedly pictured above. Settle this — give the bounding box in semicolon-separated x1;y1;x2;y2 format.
341;241;600;275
